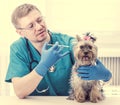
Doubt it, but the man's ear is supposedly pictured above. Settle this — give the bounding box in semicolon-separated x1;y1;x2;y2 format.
16;29;25;37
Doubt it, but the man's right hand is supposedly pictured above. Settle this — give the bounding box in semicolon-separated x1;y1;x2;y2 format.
34;42;69;76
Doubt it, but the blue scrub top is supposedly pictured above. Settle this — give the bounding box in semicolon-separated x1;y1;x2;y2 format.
5;31;76;96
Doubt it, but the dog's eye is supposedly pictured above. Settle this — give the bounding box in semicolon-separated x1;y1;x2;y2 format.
88;45;92;49
80;46;84;49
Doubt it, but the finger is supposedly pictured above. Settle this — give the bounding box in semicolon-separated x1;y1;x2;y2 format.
56;46;70;57
78;66;90;70
96;59;104;67
96;59;102;64
77;69;88;74
78;73;89;77
77;68;89;72
81;77;89;80
56;47;64;56
61;51;70;57
57;46;63;52
52;42;59;50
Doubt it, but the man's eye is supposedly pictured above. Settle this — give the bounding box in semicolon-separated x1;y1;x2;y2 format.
28;24;34;29
37;19;42;23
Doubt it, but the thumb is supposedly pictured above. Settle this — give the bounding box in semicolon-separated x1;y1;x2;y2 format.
42;42;48;50
96;59;103;66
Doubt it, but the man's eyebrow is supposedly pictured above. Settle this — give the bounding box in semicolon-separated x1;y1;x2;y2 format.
27;16;43;26
27;21;33;26
38;16;43;19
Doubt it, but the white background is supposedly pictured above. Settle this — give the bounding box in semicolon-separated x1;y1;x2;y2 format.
0;0;120;56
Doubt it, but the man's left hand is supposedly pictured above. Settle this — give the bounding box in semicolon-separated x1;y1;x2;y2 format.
77;59;112;82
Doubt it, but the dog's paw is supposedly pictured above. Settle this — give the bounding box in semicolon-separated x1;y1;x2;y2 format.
67;96;74;100
75;92;86;103
90;93;104;103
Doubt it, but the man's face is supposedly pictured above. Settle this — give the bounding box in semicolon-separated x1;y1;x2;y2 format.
17;10;48;43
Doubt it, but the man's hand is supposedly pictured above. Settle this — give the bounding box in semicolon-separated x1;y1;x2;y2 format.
34;42;69;76
77;59;112;82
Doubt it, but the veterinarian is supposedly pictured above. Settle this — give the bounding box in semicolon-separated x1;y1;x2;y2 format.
5;3;112;99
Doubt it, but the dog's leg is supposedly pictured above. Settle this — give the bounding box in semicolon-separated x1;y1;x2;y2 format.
67;89;75;100
68;87;86;102
74;87;86;102
90;85;104;103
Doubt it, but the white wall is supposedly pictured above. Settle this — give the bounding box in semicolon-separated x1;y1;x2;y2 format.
0;0;120;54
46;0;120;32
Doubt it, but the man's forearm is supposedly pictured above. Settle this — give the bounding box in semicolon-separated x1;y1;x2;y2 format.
12;70;43;99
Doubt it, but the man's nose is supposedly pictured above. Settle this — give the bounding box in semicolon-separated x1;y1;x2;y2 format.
35;22;43;30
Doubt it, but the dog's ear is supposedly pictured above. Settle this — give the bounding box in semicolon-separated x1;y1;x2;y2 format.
76;34;82;42
91;36;97;43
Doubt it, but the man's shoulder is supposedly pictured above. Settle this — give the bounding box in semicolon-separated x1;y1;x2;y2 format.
10;37;26;50
11;37;26;46
51;31;74;39
52;31;70;36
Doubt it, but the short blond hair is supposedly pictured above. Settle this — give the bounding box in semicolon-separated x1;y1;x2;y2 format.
11;3;40;28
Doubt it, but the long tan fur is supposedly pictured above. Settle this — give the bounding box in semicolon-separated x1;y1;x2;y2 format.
68;34;104;103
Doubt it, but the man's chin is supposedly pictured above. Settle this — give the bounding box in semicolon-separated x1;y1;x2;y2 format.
37;36;47;43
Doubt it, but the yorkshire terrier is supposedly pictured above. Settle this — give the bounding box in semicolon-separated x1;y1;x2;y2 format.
68;32;104;103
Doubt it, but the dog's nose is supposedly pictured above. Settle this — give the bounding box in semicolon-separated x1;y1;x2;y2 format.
84;52;88;55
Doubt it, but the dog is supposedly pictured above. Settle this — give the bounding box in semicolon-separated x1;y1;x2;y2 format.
68;32;104;103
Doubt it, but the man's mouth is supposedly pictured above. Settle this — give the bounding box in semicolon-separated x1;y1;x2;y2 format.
36;29;46;36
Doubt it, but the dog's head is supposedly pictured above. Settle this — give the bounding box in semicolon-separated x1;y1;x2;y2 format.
73;32;97;66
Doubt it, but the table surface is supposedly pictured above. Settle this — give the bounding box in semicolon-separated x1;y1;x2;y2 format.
0;96;120;105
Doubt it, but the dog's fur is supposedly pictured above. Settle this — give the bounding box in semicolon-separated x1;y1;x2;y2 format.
68;34;104;103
